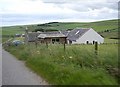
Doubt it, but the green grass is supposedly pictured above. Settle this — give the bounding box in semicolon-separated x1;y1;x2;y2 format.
104;38;118;43
2;37;10;43
2;26;25;35
5;43;118;85
2;19;118;35
100;31;118;39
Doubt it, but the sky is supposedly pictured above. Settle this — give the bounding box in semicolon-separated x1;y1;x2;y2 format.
0;0;119;26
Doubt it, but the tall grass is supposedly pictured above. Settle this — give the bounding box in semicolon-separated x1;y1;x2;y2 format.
5;43;118;85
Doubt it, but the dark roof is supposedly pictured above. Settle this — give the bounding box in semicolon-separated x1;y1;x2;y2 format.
26;28;90;41
27;32;39;42
61;30;70;36
67;28;90;41
38;31;66;38
42;31;60;34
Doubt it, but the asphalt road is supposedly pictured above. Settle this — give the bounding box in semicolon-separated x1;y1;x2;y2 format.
0;44;2;86
2;49;48;85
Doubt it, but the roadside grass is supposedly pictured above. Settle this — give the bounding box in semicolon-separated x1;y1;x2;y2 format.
5;43;118;85
13;37;25;42
2;37;13;43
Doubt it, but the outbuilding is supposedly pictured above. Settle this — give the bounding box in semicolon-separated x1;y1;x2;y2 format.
38;31;67;44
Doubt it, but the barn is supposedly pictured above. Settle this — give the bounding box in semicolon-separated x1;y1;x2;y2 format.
37;32;67;44
66;28;104;44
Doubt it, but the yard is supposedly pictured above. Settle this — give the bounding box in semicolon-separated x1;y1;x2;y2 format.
4;42;119;85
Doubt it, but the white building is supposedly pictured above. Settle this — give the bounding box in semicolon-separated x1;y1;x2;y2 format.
66;28;104;44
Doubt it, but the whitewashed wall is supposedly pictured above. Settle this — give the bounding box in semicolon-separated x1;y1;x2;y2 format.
72;29;104;44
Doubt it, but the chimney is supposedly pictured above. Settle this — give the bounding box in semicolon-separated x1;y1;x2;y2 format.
59;30;61;34
25;26;29;43
25;27;28;34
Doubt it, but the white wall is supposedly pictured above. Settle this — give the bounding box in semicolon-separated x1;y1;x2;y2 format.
72;29;104;44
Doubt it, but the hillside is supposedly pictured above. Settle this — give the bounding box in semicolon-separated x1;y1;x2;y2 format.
2;19;118;39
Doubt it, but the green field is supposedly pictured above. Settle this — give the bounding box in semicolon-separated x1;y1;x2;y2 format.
104;38;118;43
2;19;119;43
4;43;118;85
2;19;119;39
2;26;25;35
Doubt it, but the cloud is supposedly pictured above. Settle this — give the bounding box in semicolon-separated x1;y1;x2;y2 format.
51;0;118;12
0;0;118;26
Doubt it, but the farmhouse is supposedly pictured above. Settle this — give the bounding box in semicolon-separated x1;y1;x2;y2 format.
66;28;104;44
25;27;104;44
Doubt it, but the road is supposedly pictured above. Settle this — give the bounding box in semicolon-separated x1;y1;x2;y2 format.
0;44;2;86
2;49;48;85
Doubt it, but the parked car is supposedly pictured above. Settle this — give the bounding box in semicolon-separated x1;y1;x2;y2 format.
15;34;21;37
12;40;24;46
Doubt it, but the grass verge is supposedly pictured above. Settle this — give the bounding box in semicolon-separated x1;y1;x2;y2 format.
4;43;118;85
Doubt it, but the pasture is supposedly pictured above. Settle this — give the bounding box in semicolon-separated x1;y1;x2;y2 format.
5;43;119;85
2;26;25;42
2;19;118;37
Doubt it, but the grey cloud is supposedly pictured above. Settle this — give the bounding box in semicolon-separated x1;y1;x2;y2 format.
61;3;90;12
41;0;76;4
42;0;118;12
1;0;118;26
87;2;118;10
2;13;71;25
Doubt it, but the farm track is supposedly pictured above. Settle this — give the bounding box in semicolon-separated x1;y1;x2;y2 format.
2;49;48;85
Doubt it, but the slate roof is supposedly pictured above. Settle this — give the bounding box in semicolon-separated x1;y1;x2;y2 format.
38;31;66;38
27;32;39;42
61;30;70;36
67;28;90;41
26;28;90;42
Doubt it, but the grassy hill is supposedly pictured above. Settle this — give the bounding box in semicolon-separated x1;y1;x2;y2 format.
2;19;118;39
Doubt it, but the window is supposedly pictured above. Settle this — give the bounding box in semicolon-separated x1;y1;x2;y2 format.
93;41;95;44
86;41;89;44
52;38;60;43
52;39;55;42
56;39;59;42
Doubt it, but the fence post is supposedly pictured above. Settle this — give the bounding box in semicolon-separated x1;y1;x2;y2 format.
95;41;98;55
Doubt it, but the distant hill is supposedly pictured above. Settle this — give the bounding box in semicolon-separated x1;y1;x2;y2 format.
2;19;118;39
